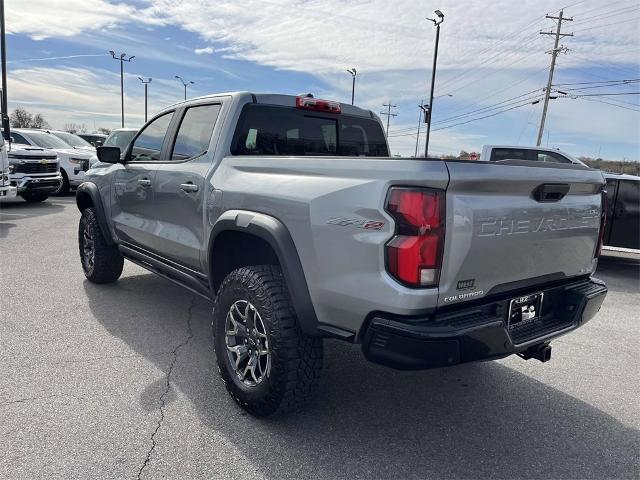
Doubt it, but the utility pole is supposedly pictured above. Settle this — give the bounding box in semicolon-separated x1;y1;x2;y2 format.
424;10;445;158
0;0;9;139
537;9;573;146
415;100;427;157
175;75;194;101
110;51;135;128
380;102;397;137
138;77;152;123
347;68;357;105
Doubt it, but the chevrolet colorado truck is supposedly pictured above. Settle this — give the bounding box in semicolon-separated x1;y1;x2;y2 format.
77;92;608;416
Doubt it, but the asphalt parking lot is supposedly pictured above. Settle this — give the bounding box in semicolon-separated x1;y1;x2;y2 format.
1;195;638;480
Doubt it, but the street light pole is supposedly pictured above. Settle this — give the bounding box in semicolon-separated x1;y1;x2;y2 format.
415;100;426;158
138;77;152;123
110;51;135;128
0;0;9;140
347;68;357;105
175;75;194;101
424;9;444;158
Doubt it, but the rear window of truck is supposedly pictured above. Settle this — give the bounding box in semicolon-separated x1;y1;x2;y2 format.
231;104;389;157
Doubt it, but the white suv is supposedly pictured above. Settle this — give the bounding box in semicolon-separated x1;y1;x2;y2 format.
10;128;93;195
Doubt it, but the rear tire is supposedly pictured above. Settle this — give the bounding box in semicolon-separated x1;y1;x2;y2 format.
78;207;124;283
213;265;323;417
20;193;49;203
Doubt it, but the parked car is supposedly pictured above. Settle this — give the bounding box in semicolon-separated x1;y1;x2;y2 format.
602;172;639;258
88;128;138;168
47;130;96;153
78;133;107;147
10;128;93;195
77;92;607;417
481;145;586;165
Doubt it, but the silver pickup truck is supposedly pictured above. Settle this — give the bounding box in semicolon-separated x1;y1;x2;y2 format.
77;92;608;416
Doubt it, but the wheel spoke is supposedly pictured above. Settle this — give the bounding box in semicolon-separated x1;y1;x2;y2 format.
224;299;271;386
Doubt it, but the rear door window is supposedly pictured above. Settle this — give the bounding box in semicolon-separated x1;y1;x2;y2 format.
231;104;388;157
171;104;221;161
490;148;531;161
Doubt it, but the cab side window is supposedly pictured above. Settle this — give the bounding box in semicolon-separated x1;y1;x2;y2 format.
171;104;221;161
130;112;173;162
536;151;572;163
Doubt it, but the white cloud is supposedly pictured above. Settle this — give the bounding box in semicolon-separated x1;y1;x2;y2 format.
194;46;214;55
7;66;183;130
6;0;164;40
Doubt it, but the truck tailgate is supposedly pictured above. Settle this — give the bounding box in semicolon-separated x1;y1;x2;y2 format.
438;161;605;307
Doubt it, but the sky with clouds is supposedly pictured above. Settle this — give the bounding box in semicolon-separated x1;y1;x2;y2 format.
5;0;640;159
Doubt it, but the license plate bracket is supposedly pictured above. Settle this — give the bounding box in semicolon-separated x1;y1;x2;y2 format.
508;292;543;329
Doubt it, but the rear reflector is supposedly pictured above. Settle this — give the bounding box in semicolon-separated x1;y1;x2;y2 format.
385;187;445;287
296;96;341;113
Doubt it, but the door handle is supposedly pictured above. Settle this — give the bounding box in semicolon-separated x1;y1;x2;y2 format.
138;179;152;187
180;183;199;193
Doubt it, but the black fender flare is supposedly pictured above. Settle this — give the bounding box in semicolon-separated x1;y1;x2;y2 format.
75;182;115;245
208;210;320;337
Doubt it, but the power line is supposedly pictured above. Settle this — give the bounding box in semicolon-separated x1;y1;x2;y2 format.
573;16;640;34
572;92;640;96
432;101;538;132
552;78;640;86
571;4;640;25
434;88;544;124
388;97;543;137
567;95;640;112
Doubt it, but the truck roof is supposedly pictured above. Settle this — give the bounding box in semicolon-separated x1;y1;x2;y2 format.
165;91;377;119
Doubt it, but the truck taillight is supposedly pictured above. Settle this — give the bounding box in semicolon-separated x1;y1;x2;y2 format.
596;190;607;258
385;187;445;287
296;96;341;113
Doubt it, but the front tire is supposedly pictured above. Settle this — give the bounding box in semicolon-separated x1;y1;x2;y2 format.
78;207;124;283
20;193;49;203
54;169;70;196
213;265;323;417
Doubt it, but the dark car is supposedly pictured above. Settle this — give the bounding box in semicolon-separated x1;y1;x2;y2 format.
602;173;639;256
78;133;108;147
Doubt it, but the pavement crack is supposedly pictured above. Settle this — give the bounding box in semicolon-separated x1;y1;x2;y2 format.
137;295;196;480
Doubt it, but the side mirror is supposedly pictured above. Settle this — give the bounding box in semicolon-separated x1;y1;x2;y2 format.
97;146;121;164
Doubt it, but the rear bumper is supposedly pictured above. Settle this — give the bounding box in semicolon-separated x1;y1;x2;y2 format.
362;277;607;370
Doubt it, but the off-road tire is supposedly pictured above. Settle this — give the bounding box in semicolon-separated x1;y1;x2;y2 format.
20;193;49;203
213;265;323;417
54;169;70;196
78;207;124;283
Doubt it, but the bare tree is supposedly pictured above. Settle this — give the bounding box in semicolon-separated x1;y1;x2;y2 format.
10;107;51;129
9;107;33;128
64;123;88;134
97;127;112;135
31;113;51;129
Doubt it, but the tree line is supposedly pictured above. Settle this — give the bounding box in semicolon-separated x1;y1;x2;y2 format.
8;107;111;135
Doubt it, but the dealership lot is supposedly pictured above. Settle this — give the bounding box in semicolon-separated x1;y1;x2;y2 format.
1;196;638;479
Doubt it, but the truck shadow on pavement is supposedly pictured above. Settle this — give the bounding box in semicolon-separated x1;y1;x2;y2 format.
0;197;68;221
84;272;639;480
